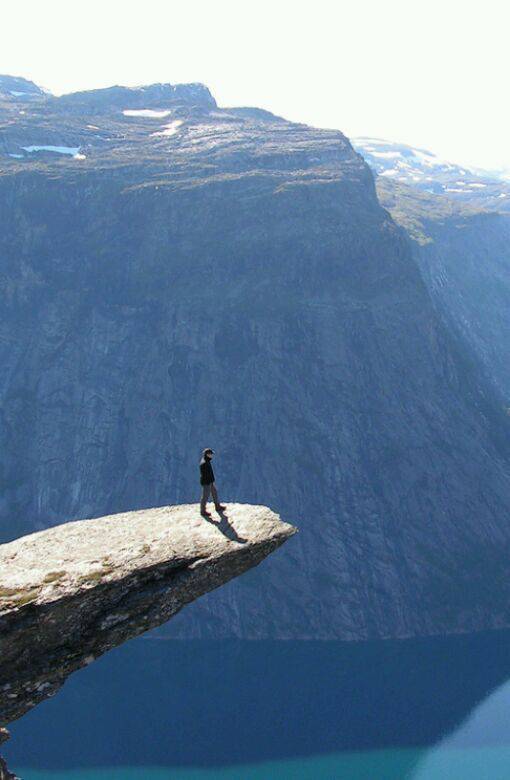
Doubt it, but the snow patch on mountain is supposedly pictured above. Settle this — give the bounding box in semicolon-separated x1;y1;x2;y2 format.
352;136;510;213
150;120;183;137
123;109;173;118
21;145;84;159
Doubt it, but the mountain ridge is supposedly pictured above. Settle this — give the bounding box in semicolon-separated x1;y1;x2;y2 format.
352;136;510;213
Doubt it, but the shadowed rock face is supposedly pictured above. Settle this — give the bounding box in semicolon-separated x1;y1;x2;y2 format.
0;753;17;779
377;178;510;402
0;503;295;736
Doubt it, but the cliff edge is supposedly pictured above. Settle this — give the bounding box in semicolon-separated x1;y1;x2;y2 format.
0;503;295;744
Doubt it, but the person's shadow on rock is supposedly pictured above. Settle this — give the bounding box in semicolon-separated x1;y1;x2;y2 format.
203;509;248;544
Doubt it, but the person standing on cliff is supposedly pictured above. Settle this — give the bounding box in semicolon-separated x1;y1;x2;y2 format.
200;448;226;516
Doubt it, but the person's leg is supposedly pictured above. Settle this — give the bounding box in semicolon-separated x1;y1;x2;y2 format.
211;483;225;510
200;484;211;514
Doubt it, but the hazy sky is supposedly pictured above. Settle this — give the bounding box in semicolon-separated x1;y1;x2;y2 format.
2;0;508;170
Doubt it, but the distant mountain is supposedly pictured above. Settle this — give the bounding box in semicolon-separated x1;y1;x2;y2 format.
0;74;48;100
51;81;217;114
2;77;510;640
352;137;510;214
0;75;218;161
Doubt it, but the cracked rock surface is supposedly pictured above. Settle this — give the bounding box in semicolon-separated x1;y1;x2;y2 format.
0;502;295;735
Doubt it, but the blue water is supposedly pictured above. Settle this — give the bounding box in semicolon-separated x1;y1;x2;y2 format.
6;632;510;779
13;748;510;780
14;748;510;780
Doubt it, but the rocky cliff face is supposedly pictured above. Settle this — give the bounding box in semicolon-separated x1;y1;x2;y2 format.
378;179;510;402
0;754;17;780
0;502;294;744
2;79;510;640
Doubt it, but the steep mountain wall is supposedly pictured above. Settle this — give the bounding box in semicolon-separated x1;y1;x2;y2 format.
378;179;510;402
2;83;510;638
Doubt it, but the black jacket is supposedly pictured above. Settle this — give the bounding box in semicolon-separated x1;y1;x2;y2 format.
199;452;215;485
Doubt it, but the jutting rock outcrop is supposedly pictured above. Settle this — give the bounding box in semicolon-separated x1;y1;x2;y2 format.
0;503;295;740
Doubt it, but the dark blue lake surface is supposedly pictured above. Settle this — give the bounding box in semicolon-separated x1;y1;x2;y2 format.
6;631;510;778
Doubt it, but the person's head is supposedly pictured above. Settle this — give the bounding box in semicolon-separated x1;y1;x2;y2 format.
204;448;214;459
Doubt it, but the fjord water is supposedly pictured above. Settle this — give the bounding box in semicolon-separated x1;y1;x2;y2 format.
7;632;510;779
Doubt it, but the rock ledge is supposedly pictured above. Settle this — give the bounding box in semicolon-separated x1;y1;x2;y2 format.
0;503;295;741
